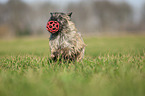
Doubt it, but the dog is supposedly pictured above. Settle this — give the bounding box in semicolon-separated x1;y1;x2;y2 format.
46;12;86;62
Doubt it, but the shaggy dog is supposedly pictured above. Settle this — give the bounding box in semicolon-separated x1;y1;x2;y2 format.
46;12;86;62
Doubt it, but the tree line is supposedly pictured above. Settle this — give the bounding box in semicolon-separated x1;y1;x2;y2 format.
0;0;145;37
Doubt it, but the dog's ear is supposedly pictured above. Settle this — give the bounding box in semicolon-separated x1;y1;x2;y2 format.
50;12;53;16
67;12;72;17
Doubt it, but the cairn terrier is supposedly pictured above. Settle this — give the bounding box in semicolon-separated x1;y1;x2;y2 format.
46;12;86;62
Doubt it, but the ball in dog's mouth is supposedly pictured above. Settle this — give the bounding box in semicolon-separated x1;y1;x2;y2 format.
46;21;59;33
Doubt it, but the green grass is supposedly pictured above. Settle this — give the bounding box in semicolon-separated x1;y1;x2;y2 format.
0;36;145;96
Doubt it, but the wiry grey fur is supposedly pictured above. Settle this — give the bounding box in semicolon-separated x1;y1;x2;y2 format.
48;12;86;62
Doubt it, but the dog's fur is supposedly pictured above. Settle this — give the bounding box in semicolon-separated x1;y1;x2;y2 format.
48;12;86;62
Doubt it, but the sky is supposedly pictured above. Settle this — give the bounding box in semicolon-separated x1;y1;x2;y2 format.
126;0;145;22
0;0;145;6
0;0;145;8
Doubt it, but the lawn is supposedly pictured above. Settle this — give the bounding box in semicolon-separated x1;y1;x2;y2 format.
0;36;145;96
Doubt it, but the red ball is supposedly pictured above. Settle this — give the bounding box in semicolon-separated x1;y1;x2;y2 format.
46;21;59;33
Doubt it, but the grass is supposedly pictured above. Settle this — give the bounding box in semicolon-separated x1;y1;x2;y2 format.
0;36;145;96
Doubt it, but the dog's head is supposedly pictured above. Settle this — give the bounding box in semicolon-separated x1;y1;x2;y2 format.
47;12;72;34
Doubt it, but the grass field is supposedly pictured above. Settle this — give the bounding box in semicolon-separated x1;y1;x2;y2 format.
0;36;145;96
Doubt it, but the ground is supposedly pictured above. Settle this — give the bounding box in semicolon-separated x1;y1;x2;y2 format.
0;36;145;96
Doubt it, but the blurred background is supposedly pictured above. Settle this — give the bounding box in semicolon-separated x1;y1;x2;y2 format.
0;0;145;38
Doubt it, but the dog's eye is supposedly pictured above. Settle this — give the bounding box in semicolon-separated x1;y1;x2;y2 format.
58;15;63;20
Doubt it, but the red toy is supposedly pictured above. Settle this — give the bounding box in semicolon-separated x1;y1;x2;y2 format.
46;21;59;33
